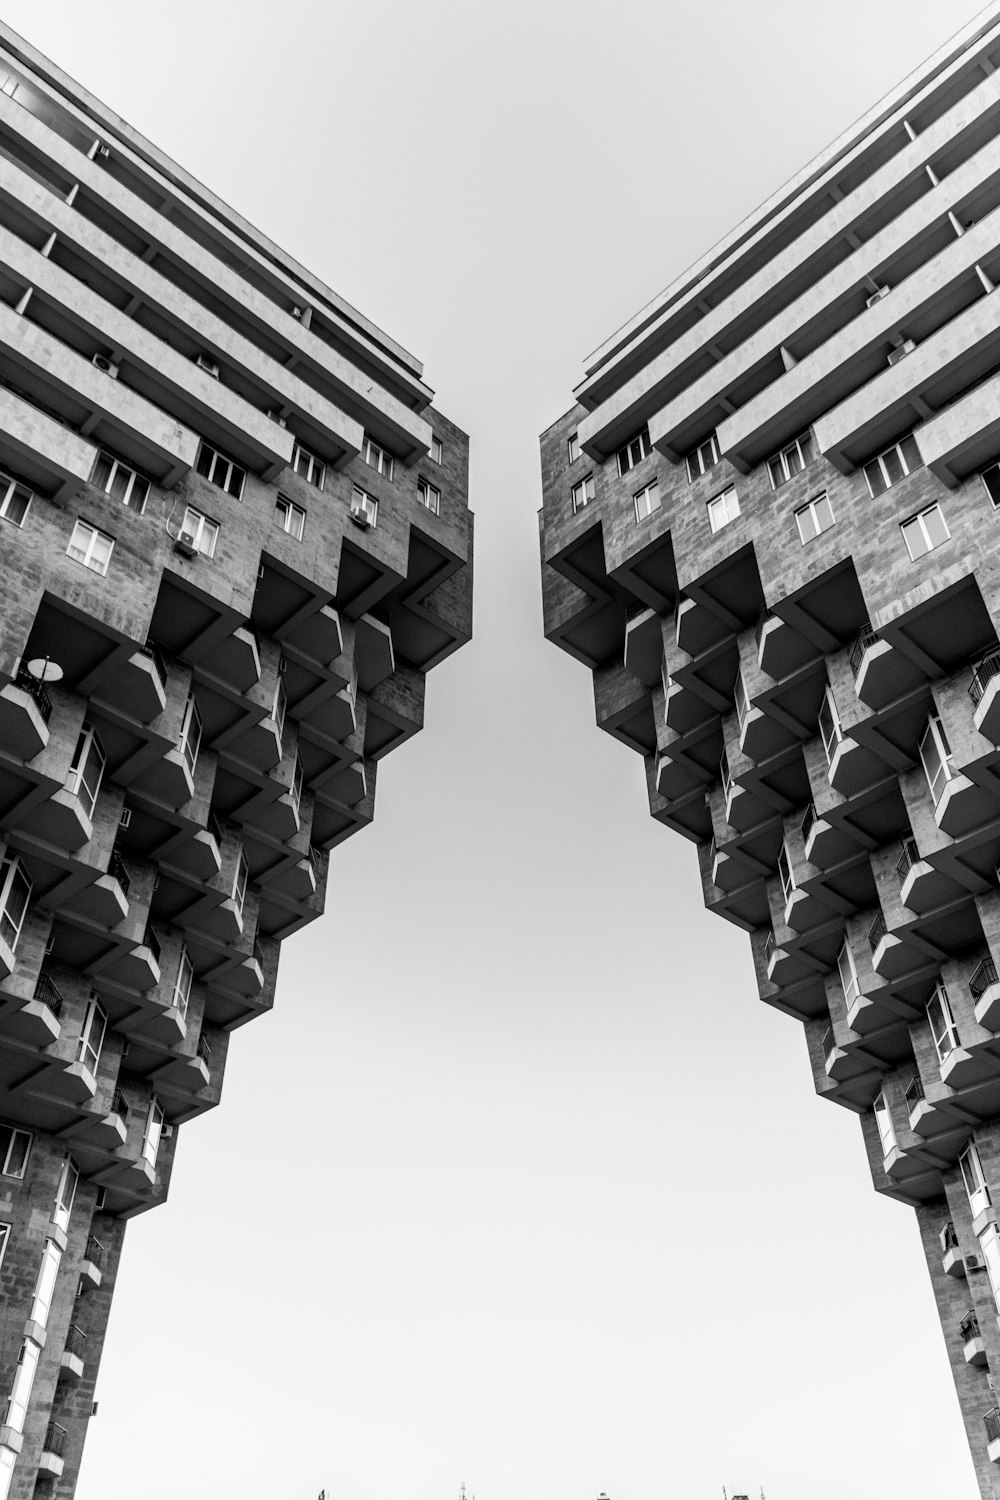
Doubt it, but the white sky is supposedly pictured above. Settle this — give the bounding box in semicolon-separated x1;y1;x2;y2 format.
1;2;985;1498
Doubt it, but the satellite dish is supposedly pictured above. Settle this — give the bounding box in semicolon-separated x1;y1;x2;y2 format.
26;657;64;683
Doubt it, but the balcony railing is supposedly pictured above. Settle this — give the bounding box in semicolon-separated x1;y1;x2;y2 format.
110;1089;129;1125
849;621;878;679
139;638;168;691
64;1323;87;1359
14;660;52;722
970;957;998;1001
896;837;919;883
43;1423;67;1459
904;1074;925;1112
969;647;1000;707
34;970;64;1018
142;924;161;966
801;801;817;846
868;911;887;953
961;1309;981;1343
942;1220;959;1252
108;846;130;899
986;1407;1000;1444
84;1233;105;1270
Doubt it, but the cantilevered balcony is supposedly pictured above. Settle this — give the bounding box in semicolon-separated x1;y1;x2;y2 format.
986;1406;1000;1464
940;1220;966;1278
60;1323;86;1380
971;647;1000;744
961;1308;988;1365
38;1422;66;1478
94;641;168;726
972;956;1000;1031
79;1232;104;1290
896;837;954;915
0;662;51;763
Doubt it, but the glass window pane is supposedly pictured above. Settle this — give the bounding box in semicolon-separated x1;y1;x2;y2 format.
924;505;949;549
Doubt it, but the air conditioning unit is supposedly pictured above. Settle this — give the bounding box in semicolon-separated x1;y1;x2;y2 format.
119;807;132;830
267;409;288;427
966;1253;983;1272
350;507;371;529
161;1124;175;1140
888;339;917;365
291;305;304;319
195;353;220;379
174;531;198;558
866;286;890;308
92;353;119;378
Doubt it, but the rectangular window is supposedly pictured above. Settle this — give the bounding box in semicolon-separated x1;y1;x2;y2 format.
431;436;443;464
29;1239;61;1328
795;492;835;543
818;686;842;767
92;451;149;513
141;1098;164;1169
837;939;860;1009
77;995;107;1076
196;441;245;500
0;1223;8;1272
567;432;580;465
293;441;326;490
981;463;1000;507
66;722;106;820
686;433;720;482
571;474;594;513
734;671;750;734
707;486;739;533
363;437;394;481
290;755;304;821
927;982;960;1064
719;747;732;803
417;478;441;515
179;506;219;559
0;856;30;953
177;692;202;776
0;470;31;527
272;676;287;747
873;1090;897;1159
350;487;378;528
863;434;921;497
960;1140;991;1219
173;947;193;1020
777;843;795;908
634;481;660;523
0;1124;30;1178
67;519;114;575
980;1221;1000;1311
52;1157;78;1232
768;431;814;488
6;1339;39;1433
232;847;249;919
901;504;949;561
919;713;954;807
275;496;305;540
617;429;652;477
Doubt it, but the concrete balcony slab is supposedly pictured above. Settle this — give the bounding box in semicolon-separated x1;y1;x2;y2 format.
0;682;49;761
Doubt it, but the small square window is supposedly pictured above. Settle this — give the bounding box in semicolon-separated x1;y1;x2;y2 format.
707;486;740;533
686;433;720;482
794;492;835;543
572;474;595;513
275;496;306;540
67;520;114;575
417;478;441;514
901;504;949;561
196;441;245;500
0;471;32;527
431;436;443;464
634;480;660;523
981;464;1000;507
567;432;580;465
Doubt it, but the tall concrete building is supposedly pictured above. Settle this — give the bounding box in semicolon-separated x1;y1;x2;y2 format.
539;6;1000;1495
0;23;472;1500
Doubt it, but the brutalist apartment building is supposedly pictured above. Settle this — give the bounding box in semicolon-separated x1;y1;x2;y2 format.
0;23;472;1500
539;5;1000;1495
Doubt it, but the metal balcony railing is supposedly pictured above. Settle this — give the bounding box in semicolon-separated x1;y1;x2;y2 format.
849;621;878;679
64;1323;87;1359
43;1422;67;1459
84;1233;105;1270
896;837;919;883
142;924;161;966
868;911;887;953
970;957;998;1001
110;1089;129;1125
985;1407;1000;1444
108;846;130;899
960;1309;981;1343
941;1220;959;1252
904;1074;925;1112
139;638;168;691
969;647;1000;707
34;970;64;1017
14;660;52;722
801;802;817;846
197;1030;212;1065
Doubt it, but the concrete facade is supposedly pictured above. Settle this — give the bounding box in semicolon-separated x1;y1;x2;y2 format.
539;7;1000;1495
0;22;472;1500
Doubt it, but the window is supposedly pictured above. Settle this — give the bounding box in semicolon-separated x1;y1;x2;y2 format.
617;429;652;477
0;856;30;955
0;1223;8;1272
901;504;950;560
633;481;660;522
873;1090;897;1160
981;463;1000;507
92;451;149;513
795;492;835;543
141;1098;164;1169
178;506;219;558
0;470;31;527
351;487;378;527
719;747;732;803
177;692;202;776
571;474;594;513
768;431;814;488
66;722;106;820
777;843;795;908
818;686;843;767
0;1124;30;1178
707;486;739;533
960;1140;991;1219
77;995;107;1076
196;441;245;500
417;478;441;515
734;671;750;734
173;947;193;1020
6;1340;40;1433
431;436;444;464
67;519;114;575
363;437;394;481
927;982;960;1064
837;939;860;1009
52;1157;78;1232
272;676;287;747
686;433;720;482
29;1240;60;1328
293;441;325;490
290;755;304;821
275;496;305;540
980;1221;1000;1311
862;434;921;496
232;847;249;920
919;713;954;807
567;432;579;465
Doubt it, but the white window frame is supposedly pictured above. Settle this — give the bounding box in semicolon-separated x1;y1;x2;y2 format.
232;847;249;920
52;1157;78;1233
919;712;954;808
566;432;579;465
431;435;444;464
6;1339;40;1434
363;437;394;481
275;495;306;540
719;747;732;803
960;1140;991;1220
707;486;739;533
633;480;660;523
873;1089;897;1160
173;946;193;1020
0;1124;30;1178
927;981;960;1065
351;487;378;527
66;721;106;821
417;478;441;515
0;856;31;953
29;1239;61;1328
141;1098;164;1169
818;686;843;767
293;441;326;490
734;671;751;734
901;504;950;561
686;433;720;482
980;1220;1000;1312
272;675;287;747
571;474;594;513
67;519;114;575
768;431;814;488
290;755;304;821
177;692;202;777
777;843;795;909
196;440;245;500
863;434;921;497
92;451;149;513
794;492;835;544
980;463;1000;508
77;994;107;1076
838;939;860;1010
0;470;31;527
617;429;652;477
179;506;219;559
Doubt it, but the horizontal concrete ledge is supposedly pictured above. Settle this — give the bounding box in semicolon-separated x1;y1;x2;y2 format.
914;367;1000;484
0;383;96;499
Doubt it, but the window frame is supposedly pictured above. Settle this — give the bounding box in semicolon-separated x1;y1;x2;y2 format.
616;429;652;477
0;856;31;953
431;436;444;465
67;519;114;576
566;432;580;466
232;847;249;920
173;946;193;1020
65;721;106;822
0;1123;31;1178
363;437;394;482
6;1339;40;1434
417;477;441;515
980;463;1000;508
960;1139;991;1219
707;485;740;533
292;441;326;490
571;474;594;513
0;470;31;527
196;440;245;500
818;685;843;767
919;712;954;808
633;480;660;523
686;433;720;483
794;492;835;544
350;486;378;527
141;1098;164;1169
177;691;203;776
927;981;960;1064
77;994;107;1076
777;843;795;909
901;503;950;561
92;451;149;514
873;1089;897;1160
863;434;921;497
29;1239;61;1328
767;431;814;489
275;495;306;540
52;1157;78;1233
837;938;860;1010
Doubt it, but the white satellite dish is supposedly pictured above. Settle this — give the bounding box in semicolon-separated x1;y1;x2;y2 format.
25;657;64;683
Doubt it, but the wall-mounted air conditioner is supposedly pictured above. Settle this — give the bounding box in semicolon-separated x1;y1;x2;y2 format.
174;532;198;558
887;339;917;365
92;353;119;378
866;286;890;307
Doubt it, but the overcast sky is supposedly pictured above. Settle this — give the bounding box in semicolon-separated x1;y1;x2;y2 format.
2;3;987;1498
